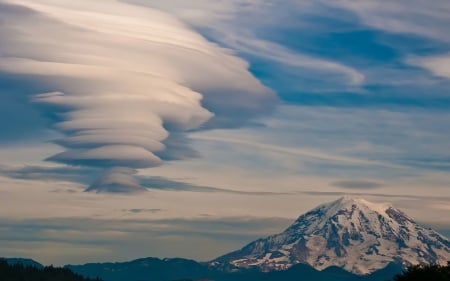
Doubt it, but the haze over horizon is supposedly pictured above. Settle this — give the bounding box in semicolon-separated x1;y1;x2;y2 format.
1;0;450;266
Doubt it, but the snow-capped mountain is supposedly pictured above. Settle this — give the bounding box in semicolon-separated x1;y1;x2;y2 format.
212;196;450;275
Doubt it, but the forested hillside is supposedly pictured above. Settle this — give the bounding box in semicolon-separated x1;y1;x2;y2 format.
0;259;102;281
392;262;450;281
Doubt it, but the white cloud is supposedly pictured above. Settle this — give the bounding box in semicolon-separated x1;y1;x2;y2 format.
408;54;450;80
0;0;275;191
223;36;365;85
129;0;365;86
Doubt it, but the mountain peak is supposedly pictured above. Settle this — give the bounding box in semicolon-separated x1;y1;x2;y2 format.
321;196;392;217
286;196;402;238
213;197;450;275
335;196;376;206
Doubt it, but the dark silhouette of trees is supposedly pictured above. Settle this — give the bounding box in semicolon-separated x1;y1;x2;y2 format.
392;262;450;281
0;259;102;281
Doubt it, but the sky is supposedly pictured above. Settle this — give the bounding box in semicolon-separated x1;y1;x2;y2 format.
0;0;450;266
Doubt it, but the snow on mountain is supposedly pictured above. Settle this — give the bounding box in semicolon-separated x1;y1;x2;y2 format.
212;196;450;275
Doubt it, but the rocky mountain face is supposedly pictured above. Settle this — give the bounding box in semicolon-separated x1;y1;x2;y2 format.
212;197;450;274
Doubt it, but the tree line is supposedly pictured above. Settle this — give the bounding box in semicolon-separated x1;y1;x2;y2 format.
392;262;450;281
0;259;102;281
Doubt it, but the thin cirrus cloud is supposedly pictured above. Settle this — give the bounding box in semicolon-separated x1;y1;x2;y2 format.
331;180;384;190
133;0;365;87
407;54;450;80
327;0;450;43
0;0;276;192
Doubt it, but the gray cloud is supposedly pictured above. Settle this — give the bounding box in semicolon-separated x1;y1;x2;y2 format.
0;216;292;238
0;0;276;193
86;168;145;193
0;165;96;184
155;133;201;161
298;191;450;201
331;180;384;190
123;208;163;214
141;176;289;195
0;164;287;195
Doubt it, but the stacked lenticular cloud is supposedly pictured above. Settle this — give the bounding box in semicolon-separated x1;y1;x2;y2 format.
0;0;276;192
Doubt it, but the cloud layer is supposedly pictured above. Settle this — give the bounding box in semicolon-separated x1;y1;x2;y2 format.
0;0;275;192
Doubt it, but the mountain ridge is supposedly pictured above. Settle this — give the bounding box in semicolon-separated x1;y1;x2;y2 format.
65;256;403;281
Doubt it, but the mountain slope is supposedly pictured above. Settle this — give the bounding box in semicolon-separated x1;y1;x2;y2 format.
66;258;209;281
212;196;450;274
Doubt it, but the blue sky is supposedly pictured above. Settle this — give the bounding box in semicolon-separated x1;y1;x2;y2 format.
0;0;449;265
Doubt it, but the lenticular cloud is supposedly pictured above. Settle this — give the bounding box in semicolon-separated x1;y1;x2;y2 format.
0;0;276;192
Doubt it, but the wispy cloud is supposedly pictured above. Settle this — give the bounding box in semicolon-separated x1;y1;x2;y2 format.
0;164;288;195
123;208;163;214
140;176;289;195
408;54;450;80
328;0;450;42
0;164;96;189
331;180;384;190
190;133;407;169
187;104;450;183
226;36;365;85
130;0;365;87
